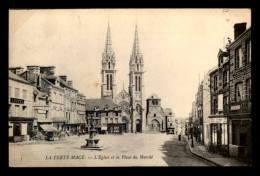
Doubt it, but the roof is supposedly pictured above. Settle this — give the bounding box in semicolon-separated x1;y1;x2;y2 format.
147;94;161;100
8;70;34;86
226;26;251;49
41;77;64;91
85;98;119;111
59;77;78;91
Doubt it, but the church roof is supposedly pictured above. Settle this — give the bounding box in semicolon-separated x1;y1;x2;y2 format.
132;25;141;55
147;94;161;100
85;98;119;111
104;22;113;53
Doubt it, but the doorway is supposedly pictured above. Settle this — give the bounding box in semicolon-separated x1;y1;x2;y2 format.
136;119;141;132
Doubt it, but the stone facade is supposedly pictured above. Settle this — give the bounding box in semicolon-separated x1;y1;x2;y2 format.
226;25;251;162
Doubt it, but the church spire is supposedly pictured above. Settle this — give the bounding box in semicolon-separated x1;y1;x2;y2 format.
105;22;113;53
132;25;141;55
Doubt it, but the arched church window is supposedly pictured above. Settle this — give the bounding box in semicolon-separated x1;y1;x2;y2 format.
135;76;138;91
108;62;111;69
154;114;156;117
137;64;139;71
107;75;109;90
138;76;141;91
110;74;113;90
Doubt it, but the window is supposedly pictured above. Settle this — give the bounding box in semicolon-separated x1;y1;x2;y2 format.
223;71;228;88
116;112;118;116
214;76;218;92
245;39;251;63
138;76;141;91
22;89;27;100
135;76;138;91
246;78;251;100
110;118;113;123
115;118;118;123
106;112;108;116
137;64;139;71
235;82;243;102
154;114;156;117
46;111;48;119
214;99;218;114
96;112;98;117
105;118;108;124
9;86;11;98
235;46;243;69
110;75;112;90
107;74;109;90
15;88;19;98
170;123;172;127
108;62;111;69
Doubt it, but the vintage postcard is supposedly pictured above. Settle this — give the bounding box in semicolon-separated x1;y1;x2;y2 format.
8;9;251;167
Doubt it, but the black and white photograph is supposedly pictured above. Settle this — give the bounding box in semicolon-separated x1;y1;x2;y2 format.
8;8;251;167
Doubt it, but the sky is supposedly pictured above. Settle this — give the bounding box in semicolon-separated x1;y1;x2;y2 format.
9;9;251;118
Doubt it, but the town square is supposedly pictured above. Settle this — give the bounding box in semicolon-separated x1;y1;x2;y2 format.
8;9;251;167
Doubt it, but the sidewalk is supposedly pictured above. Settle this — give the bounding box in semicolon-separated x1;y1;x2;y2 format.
184;136;249;167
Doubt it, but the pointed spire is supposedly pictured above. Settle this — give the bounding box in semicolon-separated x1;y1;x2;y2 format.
105;22;113;52
132;24;141;55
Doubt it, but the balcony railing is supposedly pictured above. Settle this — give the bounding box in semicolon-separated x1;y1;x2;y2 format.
223;100;251;116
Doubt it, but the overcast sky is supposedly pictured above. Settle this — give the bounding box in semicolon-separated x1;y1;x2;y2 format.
9;9;251;118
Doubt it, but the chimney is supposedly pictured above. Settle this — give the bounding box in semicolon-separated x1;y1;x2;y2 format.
27;66;40;75
68;81;73;87
234;23;247;40
60;75;67;82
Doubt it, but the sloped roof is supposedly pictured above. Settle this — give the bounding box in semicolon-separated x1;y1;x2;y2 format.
147;94;161;100
9;70;33;86
59;77;78;91
85;98;119;111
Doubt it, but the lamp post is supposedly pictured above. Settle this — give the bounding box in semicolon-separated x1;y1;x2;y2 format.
191;124;194;147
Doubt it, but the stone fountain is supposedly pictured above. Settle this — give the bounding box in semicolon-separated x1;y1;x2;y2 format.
81;116;106;150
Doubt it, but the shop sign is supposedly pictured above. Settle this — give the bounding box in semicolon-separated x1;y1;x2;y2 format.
210;118;227;124
10;98;24;104
38;110;46;114
231;105;240;110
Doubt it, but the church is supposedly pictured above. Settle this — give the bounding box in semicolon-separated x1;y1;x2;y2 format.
85;22;146;133
86;22;173;133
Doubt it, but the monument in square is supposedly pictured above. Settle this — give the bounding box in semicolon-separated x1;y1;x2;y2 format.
81;116;106;150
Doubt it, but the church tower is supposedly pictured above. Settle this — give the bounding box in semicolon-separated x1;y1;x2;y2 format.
129;25;146;133
101;22;117;100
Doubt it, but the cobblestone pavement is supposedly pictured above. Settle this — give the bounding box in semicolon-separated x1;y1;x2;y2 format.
9;133;209;167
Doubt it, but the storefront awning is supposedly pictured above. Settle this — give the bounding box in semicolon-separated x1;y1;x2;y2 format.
101;127;107;130
39;124;57;132
9;117;35;122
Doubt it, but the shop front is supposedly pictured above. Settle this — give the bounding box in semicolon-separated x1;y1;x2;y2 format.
9;117;35;142
209;117;228;156
107;123;126;134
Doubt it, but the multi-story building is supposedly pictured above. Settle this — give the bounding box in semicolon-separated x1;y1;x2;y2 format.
164;108;175;134
146;94;166;133
20;66;66;132
202;66;217;148
208;47;230;155
9;71;35;142
225;23;251;162
85;99;124;134
76;92;87;133
57;76;78;135
196;82;204;143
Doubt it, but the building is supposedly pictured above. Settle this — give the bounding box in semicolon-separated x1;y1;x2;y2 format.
85;99;124;134
128;25;146;133
9;71;35;142
196;82;204;144
202;66;217;148
225;23;251;162
146;94;166;133
76;92;87;134
208;47;230;155
164;108;175;134
101;22;117;100
114;88;131;132
20;66;66;132
57;76;79;135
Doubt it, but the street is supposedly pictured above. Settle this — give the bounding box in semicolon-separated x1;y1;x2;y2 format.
9;133;210;167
